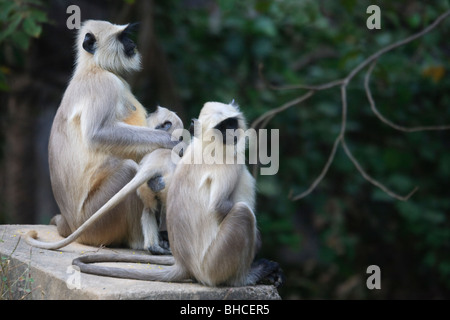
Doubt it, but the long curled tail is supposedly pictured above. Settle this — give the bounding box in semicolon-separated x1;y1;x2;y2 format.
25;156;163;250
72;254;189;282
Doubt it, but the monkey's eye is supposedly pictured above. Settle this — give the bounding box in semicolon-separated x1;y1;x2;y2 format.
155;121;172;131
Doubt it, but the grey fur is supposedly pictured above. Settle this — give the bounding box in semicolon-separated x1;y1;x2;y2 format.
25;21;179;250
72;102;283;287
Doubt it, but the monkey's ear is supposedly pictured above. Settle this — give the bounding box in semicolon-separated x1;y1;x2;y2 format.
189;118;199;137
148;105;159;114
229;99;239;109
155;121;172;131
124;22;140;35
82;33;96;54
120;22;140;44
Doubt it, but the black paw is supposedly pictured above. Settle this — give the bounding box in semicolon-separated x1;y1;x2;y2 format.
159;230;169;242
159;231;170;250
254;259;284;288
147;175;165;193
147;244;172;255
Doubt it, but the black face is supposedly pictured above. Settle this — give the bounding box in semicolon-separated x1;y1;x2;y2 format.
214;117;239;144
214;117;238;133
118;23;139;57
155;121;172;131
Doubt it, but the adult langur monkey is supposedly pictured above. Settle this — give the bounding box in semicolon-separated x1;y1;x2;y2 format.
73;101;283;287
25;20;183;254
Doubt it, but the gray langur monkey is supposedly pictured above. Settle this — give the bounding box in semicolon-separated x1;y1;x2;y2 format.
138;106;184;254
72;101;283;287
25;20;182;253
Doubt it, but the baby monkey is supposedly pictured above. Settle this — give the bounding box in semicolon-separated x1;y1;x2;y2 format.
138;106;184;254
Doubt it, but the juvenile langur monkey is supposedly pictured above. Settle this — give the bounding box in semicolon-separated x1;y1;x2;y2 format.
138;106;184;254
73;102;283;287
25;20;181;253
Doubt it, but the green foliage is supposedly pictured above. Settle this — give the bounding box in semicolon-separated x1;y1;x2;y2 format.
152;0;450;298
0;0;48;90
1;0;448;299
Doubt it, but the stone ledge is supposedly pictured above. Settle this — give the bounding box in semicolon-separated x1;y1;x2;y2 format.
0;224;281;300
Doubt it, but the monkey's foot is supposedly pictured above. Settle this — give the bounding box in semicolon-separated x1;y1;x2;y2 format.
147;175;165;193
147;244;171;255
159;238;171;251
254;259;284;288
158;231;171;252
159;230;169;242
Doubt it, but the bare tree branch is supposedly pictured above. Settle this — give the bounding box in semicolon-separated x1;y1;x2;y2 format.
291;84;347;201
290;135;341;201
365;60;450;132
257;63;344;91
254;10;450;202
251;90;315;130
346;10;450;83
341;138;419;201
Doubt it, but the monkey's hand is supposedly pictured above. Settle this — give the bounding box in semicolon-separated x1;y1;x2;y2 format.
147;175;165;193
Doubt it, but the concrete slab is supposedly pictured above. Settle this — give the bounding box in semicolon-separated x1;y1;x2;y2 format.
0;224;281;300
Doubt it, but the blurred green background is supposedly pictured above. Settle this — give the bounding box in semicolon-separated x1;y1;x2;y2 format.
1;0;450;299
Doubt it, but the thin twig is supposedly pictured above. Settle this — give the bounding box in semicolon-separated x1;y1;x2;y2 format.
290;135;342;201
255;10;450;201
251;90;315;130
345;79;418;201
365;59;450;132
290;84;348;201
258;64;344;91
260;10;450;90
346;10;450;82
341;138;419;201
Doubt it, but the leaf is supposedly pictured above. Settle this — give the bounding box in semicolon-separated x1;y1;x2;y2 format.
0;1;15;22
408;13;421;28
11;30;31;50
339;0;357;13
29;9;48;23
396;201;422;223
251;38;273;58
252;16;276;37
0;74;9;91
422;65;445;83
23;18;42;38
254;0;271;14
0;12;22;43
